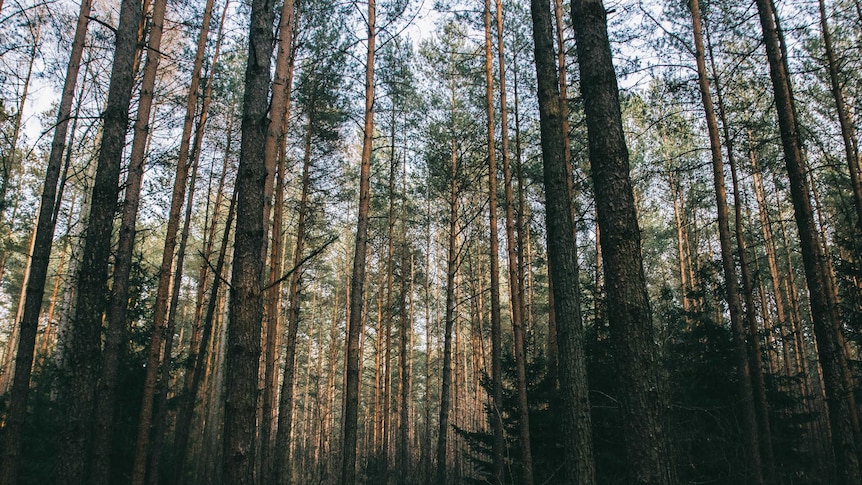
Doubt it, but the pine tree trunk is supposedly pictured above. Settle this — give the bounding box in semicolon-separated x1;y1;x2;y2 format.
131;2;224;477
568;0;675;482
341;0;375;480
512;58;538;375
397;156;412;484
147;107;207;484
274;106;314;485
0;0;90;480
817;0;862;228
705;21;777;476
260;0;297;259
382;107;397;476
529;0;595;482
423;184;434;485
318;286;340;480
553;0;578;256
436;76;459;485
750;148;814;422
482;1;506;481
493;1;534;481
172;115;235;484
373;270;385;451
753;0;862;481
262;8;299;478
57;0;142;481
669;173;693;322
89;0;166;480
222;0;277;480
259;5;300;468
688;1;765;481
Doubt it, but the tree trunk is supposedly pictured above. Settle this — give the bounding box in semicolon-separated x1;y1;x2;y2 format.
341;0;375;480
90;0;166;480
177;189;236;485
482;1;506;480
382;106;397;476
57;0;142;481
397;139;412;483
669;173;693;322
568;0;676;482
222;0;278;480
147;102;208;484
260;0;297;260
436;110;459;485
274;103;314;485
817;0;862;229
130;0;222;476
0;0;90;480
753;0;861;481
262;6;299;478
705;20;777;477
423;182;434;485
688;1;765;481
512;56;539;377
529;0;595;483
493;1;534;482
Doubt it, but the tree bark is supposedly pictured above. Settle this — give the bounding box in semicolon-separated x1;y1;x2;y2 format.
753;0;862;481
382;105;397;475
260;0;297;257
688;1;765;481
436;110;459;485
147;97;209;484
173;141;236;485
57;0;142;481
484;0;510;482
130;0;222;476
529;0;595;483
493;0;534;482
482;1;506;481
705;20;777;478
90;0;166;480
262;7;299;479
569;0;675;482
396;177;411;485
0;0;90;481
423;181;434;485
341;0;375;480
274;101;314;485
222;0;277;480
668;173;693;322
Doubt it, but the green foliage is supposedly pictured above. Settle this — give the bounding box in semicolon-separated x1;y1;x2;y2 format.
9;250;155;484
456;282;820;484
456;350;563;485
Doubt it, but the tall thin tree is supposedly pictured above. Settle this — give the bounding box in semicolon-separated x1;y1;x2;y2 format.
753;0;861;481
341;0;376;481
0;0;91;482
56;0;142;481
687;0;765;481
481;0;506;480
94;0;168;479
436;68;460;485
529;0;595;482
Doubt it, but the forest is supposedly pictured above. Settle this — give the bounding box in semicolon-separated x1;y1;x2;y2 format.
0;0;860;481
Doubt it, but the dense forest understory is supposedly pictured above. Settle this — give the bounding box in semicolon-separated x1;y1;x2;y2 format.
0;0;861;482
